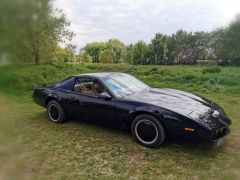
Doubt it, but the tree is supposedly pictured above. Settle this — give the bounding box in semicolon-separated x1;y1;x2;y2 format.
0;0;31;63
65;44;77;62
191;32;208;60
82;39;125;64
77;53;93;63
52;46;69;62
133;41;148;64
223;14;240;65
174;30;194;64
84;42;105;63
75;14;240;66
29;0;73;64
167;35;176;65
99;50;115;63
0;0;74;65
123;44;134;64
209;28;225;62
106;39;125;63
145;44;155;65
151;33;169;64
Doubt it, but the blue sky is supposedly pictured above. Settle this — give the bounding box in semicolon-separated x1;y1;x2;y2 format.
54;0;240;49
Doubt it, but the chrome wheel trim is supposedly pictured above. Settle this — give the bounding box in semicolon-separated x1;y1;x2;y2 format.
135;119;158;145
48;104;60;122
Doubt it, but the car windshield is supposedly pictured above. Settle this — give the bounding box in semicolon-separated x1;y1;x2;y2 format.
101;73;149;98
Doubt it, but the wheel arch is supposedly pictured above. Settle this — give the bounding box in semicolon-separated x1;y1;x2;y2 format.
127;110;168;136
45;95;61;107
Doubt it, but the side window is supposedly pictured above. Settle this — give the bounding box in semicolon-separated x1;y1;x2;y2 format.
73;78;82;92
73;77;106;96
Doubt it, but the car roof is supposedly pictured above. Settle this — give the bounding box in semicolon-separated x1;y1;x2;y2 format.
74;72;128;78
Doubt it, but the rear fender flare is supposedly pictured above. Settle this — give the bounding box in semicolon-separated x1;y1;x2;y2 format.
45;93;62;107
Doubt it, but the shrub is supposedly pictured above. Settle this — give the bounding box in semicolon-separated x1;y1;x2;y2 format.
202;67;221;74
231;57;240;66
145;67;159;75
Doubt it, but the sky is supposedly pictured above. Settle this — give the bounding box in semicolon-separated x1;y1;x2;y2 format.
54;0;240;49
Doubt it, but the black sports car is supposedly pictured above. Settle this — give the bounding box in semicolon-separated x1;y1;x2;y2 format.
33;72;231;148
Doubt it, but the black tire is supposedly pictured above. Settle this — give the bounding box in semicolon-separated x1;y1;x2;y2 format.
131;114;166;148
47;100;66;123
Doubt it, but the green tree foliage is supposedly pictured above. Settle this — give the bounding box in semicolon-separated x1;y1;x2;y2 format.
99;50;115;63
0;0;30;63
65;44;77;62
2;1;239;66
83;39;125;64
52;46;69;62
167;35;176;65
151;33;169;64
145;45;155;65
78;18;240;66
209;28;226;62
0;0;74;65
123;44;134;64
80;27;239;66
84;42;105;63
106;39;125;63
173;30;193;64
77;53;93;63
223;15;240;65
190;31;209;61
132;41;148;64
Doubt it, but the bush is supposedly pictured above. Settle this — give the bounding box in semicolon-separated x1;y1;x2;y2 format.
145;67;159;75
202;67;221;74
0;64;239;98
231;57;240;66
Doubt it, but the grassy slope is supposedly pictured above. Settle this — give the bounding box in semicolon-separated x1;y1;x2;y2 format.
0;63;240;179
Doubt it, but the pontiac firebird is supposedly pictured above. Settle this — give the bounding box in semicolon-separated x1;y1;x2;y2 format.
33;72;231;148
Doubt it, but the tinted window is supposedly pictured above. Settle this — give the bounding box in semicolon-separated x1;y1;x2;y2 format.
73;77;107;96
54;77;75;90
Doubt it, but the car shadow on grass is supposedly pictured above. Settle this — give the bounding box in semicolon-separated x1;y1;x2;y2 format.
31;111;225;155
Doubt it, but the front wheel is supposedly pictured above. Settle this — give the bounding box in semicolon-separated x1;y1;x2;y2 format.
47;100;66;123
131;114;166;148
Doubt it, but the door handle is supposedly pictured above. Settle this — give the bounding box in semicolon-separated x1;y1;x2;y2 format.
68;97;79;102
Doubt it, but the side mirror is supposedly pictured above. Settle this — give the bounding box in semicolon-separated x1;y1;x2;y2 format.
99;92;112;100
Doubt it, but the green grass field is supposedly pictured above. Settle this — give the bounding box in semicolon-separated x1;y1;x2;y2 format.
0;64;240;179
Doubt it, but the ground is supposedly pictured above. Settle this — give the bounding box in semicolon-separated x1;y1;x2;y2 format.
0;64;240;179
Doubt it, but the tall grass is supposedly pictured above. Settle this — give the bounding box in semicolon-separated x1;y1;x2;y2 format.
0;63;239;99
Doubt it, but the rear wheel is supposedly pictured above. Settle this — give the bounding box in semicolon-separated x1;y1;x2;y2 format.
131;114;165;148
47;100;66;123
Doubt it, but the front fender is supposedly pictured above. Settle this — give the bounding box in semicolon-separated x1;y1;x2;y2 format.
127;106;168;131
128;106;207;139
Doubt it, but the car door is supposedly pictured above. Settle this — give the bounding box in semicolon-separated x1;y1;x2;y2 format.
60;78;84;118
61;92;83;118
80;93;117;127
72;76;117;126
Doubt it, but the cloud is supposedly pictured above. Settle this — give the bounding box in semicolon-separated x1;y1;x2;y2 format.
54;0;240;49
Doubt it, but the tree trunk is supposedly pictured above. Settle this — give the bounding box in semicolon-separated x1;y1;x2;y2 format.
33;49;41;65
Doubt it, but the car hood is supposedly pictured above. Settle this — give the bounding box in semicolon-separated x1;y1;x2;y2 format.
125;88;219;118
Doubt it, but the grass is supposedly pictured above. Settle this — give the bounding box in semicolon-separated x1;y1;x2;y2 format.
0;63;240;179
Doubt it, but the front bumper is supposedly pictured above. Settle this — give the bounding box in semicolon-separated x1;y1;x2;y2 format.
174;123;231;143
195;112;231;142
212;126;230;140
32;93;46;107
